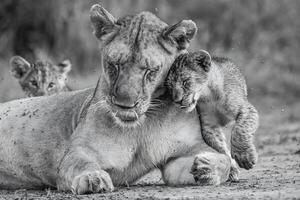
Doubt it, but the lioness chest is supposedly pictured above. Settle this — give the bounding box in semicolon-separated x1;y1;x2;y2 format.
74;106;204;186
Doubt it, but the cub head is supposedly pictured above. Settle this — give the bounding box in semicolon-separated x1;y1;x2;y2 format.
165;50;212;112
90;4;197;127
10;56;72;97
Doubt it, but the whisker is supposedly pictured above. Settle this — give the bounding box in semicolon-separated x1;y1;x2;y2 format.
133;110;139;120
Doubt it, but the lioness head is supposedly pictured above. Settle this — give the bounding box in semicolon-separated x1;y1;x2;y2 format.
166;50;212;113
90;4;197;127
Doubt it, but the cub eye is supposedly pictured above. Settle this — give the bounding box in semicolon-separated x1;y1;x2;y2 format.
48;82;55;89
106;62;119;79
29;80;38;87
146;69;158;82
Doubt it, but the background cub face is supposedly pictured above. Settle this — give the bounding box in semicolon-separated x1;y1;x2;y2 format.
10;56;71;97
166;52;211;112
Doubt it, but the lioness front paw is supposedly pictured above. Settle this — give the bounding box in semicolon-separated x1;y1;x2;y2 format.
71;170;114;194
231;143;258;170
228;160;240;182
190;153;229;185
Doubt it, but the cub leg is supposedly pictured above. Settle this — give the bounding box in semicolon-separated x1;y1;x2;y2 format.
162;152;231;186
231;102;259;170
57;149;114;194
197;105;239;181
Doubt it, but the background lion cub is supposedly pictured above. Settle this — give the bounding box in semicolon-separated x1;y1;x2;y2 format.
166;50;259;177
10;56;72;97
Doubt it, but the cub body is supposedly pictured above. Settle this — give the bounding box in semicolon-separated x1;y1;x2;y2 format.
10;56;71;97
166;51;259;175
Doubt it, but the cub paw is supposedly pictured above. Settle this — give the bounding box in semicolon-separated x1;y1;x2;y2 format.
71;170;114;195
231;143;258;170
190;153;222;185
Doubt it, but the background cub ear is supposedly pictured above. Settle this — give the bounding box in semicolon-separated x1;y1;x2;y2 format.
9;56;31;79
162;20;198;51
90;4;119;41
195;50;212;72
55;59;72;75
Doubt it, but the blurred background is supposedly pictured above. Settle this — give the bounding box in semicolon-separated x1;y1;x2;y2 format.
0;0;299;154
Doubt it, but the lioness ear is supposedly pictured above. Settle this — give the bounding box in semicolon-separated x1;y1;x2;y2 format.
55;59;72;75
90;4;118;41
162;20;197;50
195;50;212;72
10;56;31;79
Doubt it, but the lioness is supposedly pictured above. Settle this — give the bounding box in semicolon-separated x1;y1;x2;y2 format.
0;5;232;194
10;56;72;97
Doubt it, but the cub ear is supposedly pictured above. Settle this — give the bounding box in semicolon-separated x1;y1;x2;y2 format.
9;56;31;79
90;4;119;41
55;59;72;75
162;20;197;50
195;50;212;72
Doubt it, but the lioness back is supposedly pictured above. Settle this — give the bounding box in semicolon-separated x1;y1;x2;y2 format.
10;56;72;97
0;88;92;189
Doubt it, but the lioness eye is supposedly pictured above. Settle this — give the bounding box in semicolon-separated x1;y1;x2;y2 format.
30;80;38;87
48;82;55;89
106;62;119;79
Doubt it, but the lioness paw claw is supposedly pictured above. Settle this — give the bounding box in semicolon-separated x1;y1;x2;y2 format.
228;161;240;182
71;170;114;194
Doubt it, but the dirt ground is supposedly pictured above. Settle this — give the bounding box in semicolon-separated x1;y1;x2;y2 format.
0;99;299;200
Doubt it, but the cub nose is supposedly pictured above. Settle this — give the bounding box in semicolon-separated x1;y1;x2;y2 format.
112;84;139;109
172;90;183;104
36;90;46;96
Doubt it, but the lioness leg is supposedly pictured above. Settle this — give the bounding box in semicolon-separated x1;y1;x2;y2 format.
57;150;114;194
197;105;239;181
162;152;231;186
231;102;259;170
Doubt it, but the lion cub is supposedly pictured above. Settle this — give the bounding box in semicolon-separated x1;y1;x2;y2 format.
10;56;72;97
166;50;259;180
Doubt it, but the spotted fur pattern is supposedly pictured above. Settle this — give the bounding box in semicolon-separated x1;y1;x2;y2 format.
10;56;71;97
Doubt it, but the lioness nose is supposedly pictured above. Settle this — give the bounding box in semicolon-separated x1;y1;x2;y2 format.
112;85;139;109
112;95;138;109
